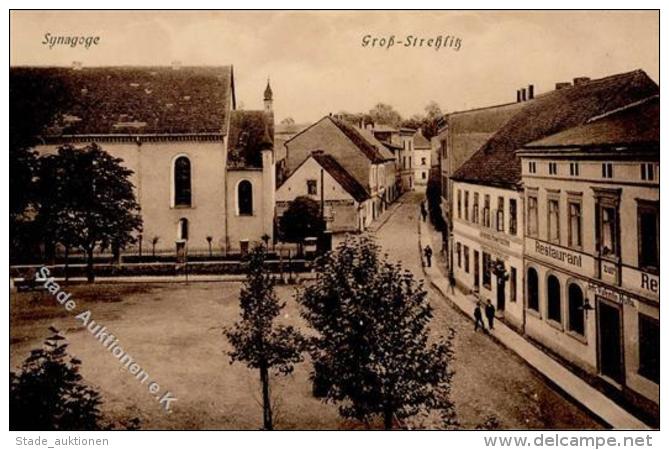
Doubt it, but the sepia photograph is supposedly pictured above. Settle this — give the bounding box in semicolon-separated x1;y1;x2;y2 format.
5;7;661;442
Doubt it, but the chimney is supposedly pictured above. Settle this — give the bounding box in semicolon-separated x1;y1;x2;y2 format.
516;89;521;102
528;84;534;100
555;82;572;90
71;61;83;71
521;88;527;102
573;77;591;86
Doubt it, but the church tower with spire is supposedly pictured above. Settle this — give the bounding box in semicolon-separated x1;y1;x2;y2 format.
263;78;273;113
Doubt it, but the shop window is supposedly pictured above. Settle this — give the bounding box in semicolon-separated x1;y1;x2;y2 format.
547;275;561;323
464;246;470;273
510;267;517;303
482;252;491;289
567;283;585;335
638;314;659;383
527;267;539;311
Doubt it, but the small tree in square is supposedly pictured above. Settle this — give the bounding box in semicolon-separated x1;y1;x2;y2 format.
299;235;456;429
225;244;304;430
278;196;325;254
10;327;104;430
36;144;143;282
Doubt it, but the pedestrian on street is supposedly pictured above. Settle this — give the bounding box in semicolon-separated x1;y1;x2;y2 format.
474;302;485;332
448;271;456;294
420;202;428;222
423;245;433;267
485;299;496;330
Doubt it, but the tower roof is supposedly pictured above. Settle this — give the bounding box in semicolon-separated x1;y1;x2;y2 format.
264;79;273;101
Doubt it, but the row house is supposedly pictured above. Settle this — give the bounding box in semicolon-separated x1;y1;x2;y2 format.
413;130;432;186
276;150;372;234
519;95;659;415
448;69;658;421
435;100;525;261
368;123;416;193
283;115;396;226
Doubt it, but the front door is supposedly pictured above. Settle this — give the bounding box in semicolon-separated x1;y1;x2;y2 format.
597;299;624;385
496;278;506;312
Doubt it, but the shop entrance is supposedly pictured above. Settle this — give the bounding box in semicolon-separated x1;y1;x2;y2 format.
597;298;624;385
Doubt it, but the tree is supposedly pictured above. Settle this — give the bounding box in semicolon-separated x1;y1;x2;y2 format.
278;196;326;252
399;102;443;140
280;117;295;125
36;144;143;282
299;235;456;429
225;245;304;430
369;103;403;128
400;114;424;131
10;70;68;261
426;167;446;233
421;101;443;140
10;327;104;430
10;69;68;217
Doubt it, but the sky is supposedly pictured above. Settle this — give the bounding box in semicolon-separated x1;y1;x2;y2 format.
10;11;659;124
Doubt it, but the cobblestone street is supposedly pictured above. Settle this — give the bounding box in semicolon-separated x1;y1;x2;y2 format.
372;191;603;429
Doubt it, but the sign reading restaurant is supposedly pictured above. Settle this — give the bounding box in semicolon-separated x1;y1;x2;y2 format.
533;240;582;268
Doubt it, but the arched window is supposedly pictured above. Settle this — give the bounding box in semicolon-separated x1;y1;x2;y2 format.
547;275;561;323
174;156;192;207
568;283;585;335
237;180;253;216
178;218;189;241
527;267;539;311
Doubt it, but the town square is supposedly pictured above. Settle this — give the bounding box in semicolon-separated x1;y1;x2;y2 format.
8;10;659;433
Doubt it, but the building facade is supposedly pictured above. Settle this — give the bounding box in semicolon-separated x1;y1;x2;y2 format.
17;65;277;255
276;151;371;233
519;96;659;412
451;180;525;329
284;116;395;223
448;71;658;419
398;127;416;191
412;130;431;186
436;100;526;261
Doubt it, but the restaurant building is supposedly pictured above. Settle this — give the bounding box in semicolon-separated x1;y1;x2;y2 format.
519;95;659;414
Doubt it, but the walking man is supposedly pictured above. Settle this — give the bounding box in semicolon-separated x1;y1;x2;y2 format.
474;302;485;332
448;271;456;294
423;245;433;267
485;299;496;330
420;202;428;222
